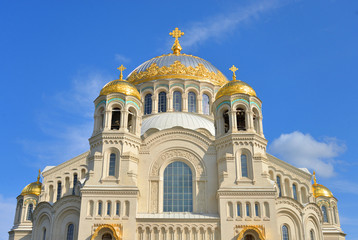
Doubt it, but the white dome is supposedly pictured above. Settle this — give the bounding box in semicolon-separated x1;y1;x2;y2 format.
141;112;215;136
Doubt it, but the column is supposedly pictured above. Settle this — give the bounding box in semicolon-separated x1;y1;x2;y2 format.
230;110;237;132
105;110;111;129
152;96;158;114
197;95;202;114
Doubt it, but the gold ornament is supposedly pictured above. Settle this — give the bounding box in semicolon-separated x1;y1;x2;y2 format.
127;60;228;86
21;170;42;196
229;65;239;81
169;27;184;54
117;65;126;80
215;80;257;100
312;171;333;198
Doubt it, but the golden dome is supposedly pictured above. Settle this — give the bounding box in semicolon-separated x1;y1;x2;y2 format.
215;80;257;100
100;65;141;100
312;171;333;198
21;170;42;196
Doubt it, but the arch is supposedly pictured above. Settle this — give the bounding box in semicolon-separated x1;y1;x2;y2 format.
90;224;121;240
282;225;289;240
292;183;298;201
254;202;260;217
301;186;308;203
236;148;253;180
237;202;242;217
49;185;54;202
332;205;338;224
276;175;282;197
72;173;78;195
66;223;74;240
98;201;103;216
241;154;249;178
217;104;231;136
104;148;120;178
65;177;70;195
188;91;197;112
246;202;251;217
252;107;261;133
227;201;234;218
32;211;52;240
268;170;274;181
16;199;23;223
158;91;167;112
124;201;130;217
115;201;121;216
264;202;270;218
88;200;94;217
163;161;193;212
173;91;182;112
106;201;112;216
310;229;315;240
144;93;153;115
127;107;137;133
108;153;116;176
284;178;291;198
223;109;230;133
202;93;210;115
321;205;329;223
81;168;86;179
236;107;246;131
111;107;121;130
236;226;265;240
27;203;33;220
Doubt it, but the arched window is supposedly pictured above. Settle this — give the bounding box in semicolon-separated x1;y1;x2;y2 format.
282;225;289;240
236;107;246;131
301;187;308;203
72;173;78;195
125;201;130;217
88;200;94;217
81;169;86;179
237;202;242;217
264;202;270;218
144;94;152;115
42;228;46;240
322;205;329;223
310;229;315;240
67;224;74;240
57;181;62;200
116;201;120;216
111;108;121;130
65;177;70;195
333;206;337;224
227;202;233;218
108;153;116;176
188;92;196;112
202;94;210;115
107;201;111;216
173;91;182;112
252;109;260;133
241;154;248;178
163;162;193;212
255;203;260;217
223;110;230;133
26;203;33;220
49;185;54;202
246;203;251;217
98;201;103;216
276;176;282;197
127;110;135;133
292;184;297;200
16;199;23;222
158;92;167;112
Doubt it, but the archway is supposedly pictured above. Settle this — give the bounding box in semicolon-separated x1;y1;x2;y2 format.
91;224;121;240
237;226;265;240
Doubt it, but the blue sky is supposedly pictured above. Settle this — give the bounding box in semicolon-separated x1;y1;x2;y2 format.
0;0;357;239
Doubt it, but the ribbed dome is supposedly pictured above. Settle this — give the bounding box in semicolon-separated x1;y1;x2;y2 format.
21;181;42;196
312;183;333;198
100;80;141;100
141;112;215;136
127;53;228;86
215;80;256;100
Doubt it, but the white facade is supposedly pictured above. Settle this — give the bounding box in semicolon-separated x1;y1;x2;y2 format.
9;46;346;240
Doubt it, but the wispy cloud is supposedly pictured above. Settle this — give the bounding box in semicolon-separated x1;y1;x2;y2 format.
18;71;109;166
179;0;284;50
115;53;130;63
0;195;16;240
269;131;346;178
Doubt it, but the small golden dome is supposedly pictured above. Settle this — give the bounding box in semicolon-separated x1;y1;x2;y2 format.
100;65;141;100
21;170;42;196
215;80;257;100
312;171;333;198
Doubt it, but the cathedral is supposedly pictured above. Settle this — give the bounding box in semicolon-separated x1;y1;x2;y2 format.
9;28;346;240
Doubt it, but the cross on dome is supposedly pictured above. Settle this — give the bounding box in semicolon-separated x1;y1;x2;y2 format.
169;27;184;55
117;65;126;80
229;65;238;81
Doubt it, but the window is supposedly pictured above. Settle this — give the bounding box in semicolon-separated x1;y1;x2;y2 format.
88;200;94;217
292;184;297;200
49;185;54;202
98;201;103;216
158;92;167;112
67;224;74;240
99;109;105;130
127;110;134;133
322;205;329;223
125;201;130;217
116;201;120;216
17;200;23;222
26;204;33;221
246;203;251;217
223;110;230;133
237;203;241;217
264;202;270;218
163;162;193;212
282;225;289;240
202;94;210;115
236;108;246;131
252;109;260;133
72;173;77;195
107;202;111;216
310;229;315;240
42;228;46;240
144;94;152;115
173;91;182;112
188;92;196;112
241;154;248;178
57;181;62;200
227;202;233;218
255;203;260;217
111;108;121;130
109;153;116;176
333;206;337;224
277;176;282;197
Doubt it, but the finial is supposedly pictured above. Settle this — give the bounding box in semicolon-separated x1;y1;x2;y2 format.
313;171;317;184
169;27;184;55
37;169;41;183
229;65;239;81
117;65;126;80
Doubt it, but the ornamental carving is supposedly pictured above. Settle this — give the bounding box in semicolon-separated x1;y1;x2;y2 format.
150;150;205;177
91;223;122;240
127;61;228;86
235;225;265;240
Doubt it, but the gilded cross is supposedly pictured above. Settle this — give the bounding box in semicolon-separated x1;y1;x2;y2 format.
37;169;41;183
117;65;126;80
169;27;184;54
229;65;239;81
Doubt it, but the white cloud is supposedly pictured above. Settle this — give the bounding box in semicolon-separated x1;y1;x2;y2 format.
180;0;284;50
115;54;130;63
269;131;346;178
0;195;16;240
